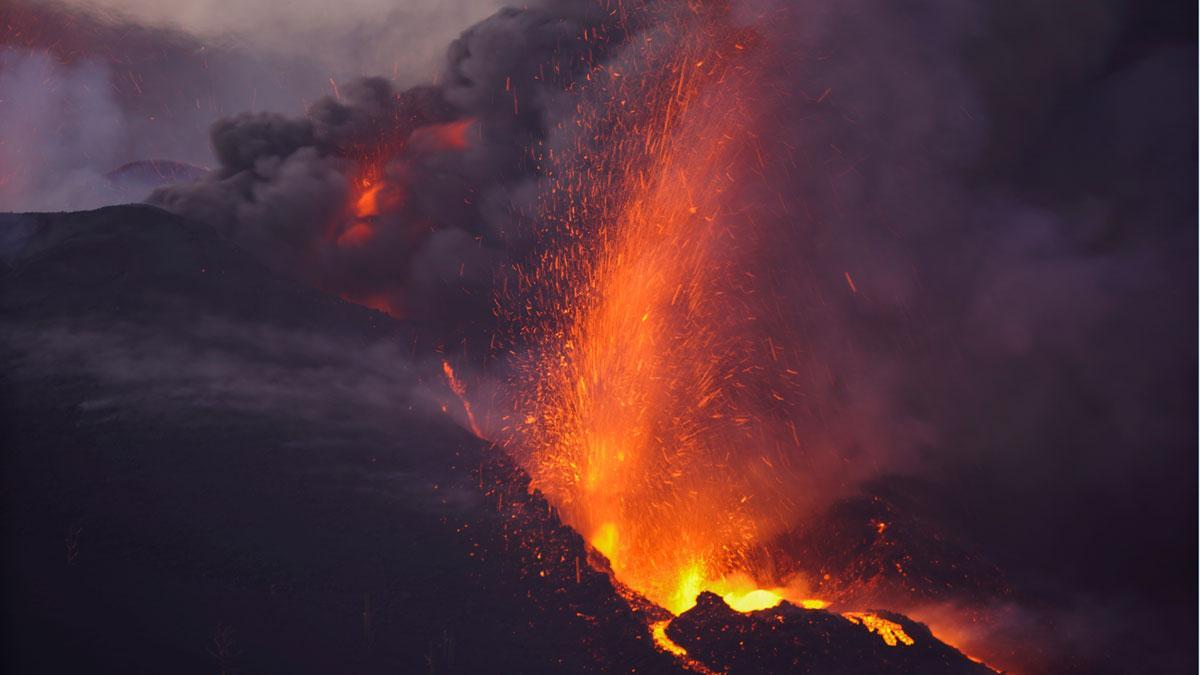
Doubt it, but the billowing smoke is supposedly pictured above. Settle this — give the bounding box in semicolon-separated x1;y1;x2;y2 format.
149;0;641;343
0;0;325;210
702;1;1193;671
736;0;1193;551
0;48;134;210
0;0;494;211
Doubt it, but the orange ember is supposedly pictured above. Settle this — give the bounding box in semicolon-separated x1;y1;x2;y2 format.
504;5;820;616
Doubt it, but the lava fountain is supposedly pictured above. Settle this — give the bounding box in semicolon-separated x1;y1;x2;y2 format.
503;3;821;616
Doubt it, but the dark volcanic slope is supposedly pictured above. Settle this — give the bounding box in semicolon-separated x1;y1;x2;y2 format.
0;205;1029;675
0;204;1007;675
0;205;679;674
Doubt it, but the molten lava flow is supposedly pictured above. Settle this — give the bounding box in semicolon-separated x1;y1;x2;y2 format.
650;620;688;658
505;4;818;617
649;620;717;674
843;612;916;647
721;589;782;613
442;360;483;438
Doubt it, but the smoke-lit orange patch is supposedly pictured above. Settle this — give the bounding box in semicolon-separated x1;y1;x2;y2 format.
340;291;403;318
355;181;384;218
412;118;476;152
337;221;375;247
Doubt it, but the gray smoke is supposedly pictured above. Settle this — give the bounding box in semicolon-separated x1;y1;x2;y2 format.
0;48;134;211
48;0;503;84
0;0;496;211
149;1;642;344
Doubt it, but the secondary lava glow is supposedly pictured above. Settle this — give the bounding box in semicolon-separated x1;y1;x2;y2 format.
442;360;483;438
844;612;916;647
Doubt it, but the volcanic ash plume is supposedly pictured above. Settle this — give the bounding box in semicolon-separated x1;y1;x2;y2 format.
151;79;466;323
148;2;649;343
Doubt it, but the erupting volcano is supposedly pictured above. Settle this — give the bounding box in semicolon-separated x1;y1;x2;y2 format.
2;0;1194;673
505;5;817;616
486;4;999;670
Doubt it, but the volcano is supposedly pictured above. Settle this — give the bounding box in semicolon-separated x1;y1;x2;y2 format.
0;205;994;673
2;0;1195;673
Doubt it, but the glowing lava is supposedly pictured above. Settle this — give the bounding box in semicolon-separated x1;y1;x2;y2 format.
721;589;782;613
442;360;483;438
650;620;717;674
650;620;688;658
504;4;817;617
843;612;916;647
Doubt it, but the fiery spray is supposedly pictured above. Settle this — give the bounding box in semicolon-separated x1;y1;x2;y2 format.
504;3;818;616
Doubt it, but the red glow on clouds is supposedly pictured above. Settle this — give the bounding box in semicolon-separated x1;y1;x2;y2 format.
339;291;403;318
337;221;375;247
410;118;476;152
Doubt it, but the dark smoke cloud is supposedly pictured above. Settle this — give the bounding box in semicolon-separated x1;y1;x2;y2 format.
150;1;641;344
709;1;1193;672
